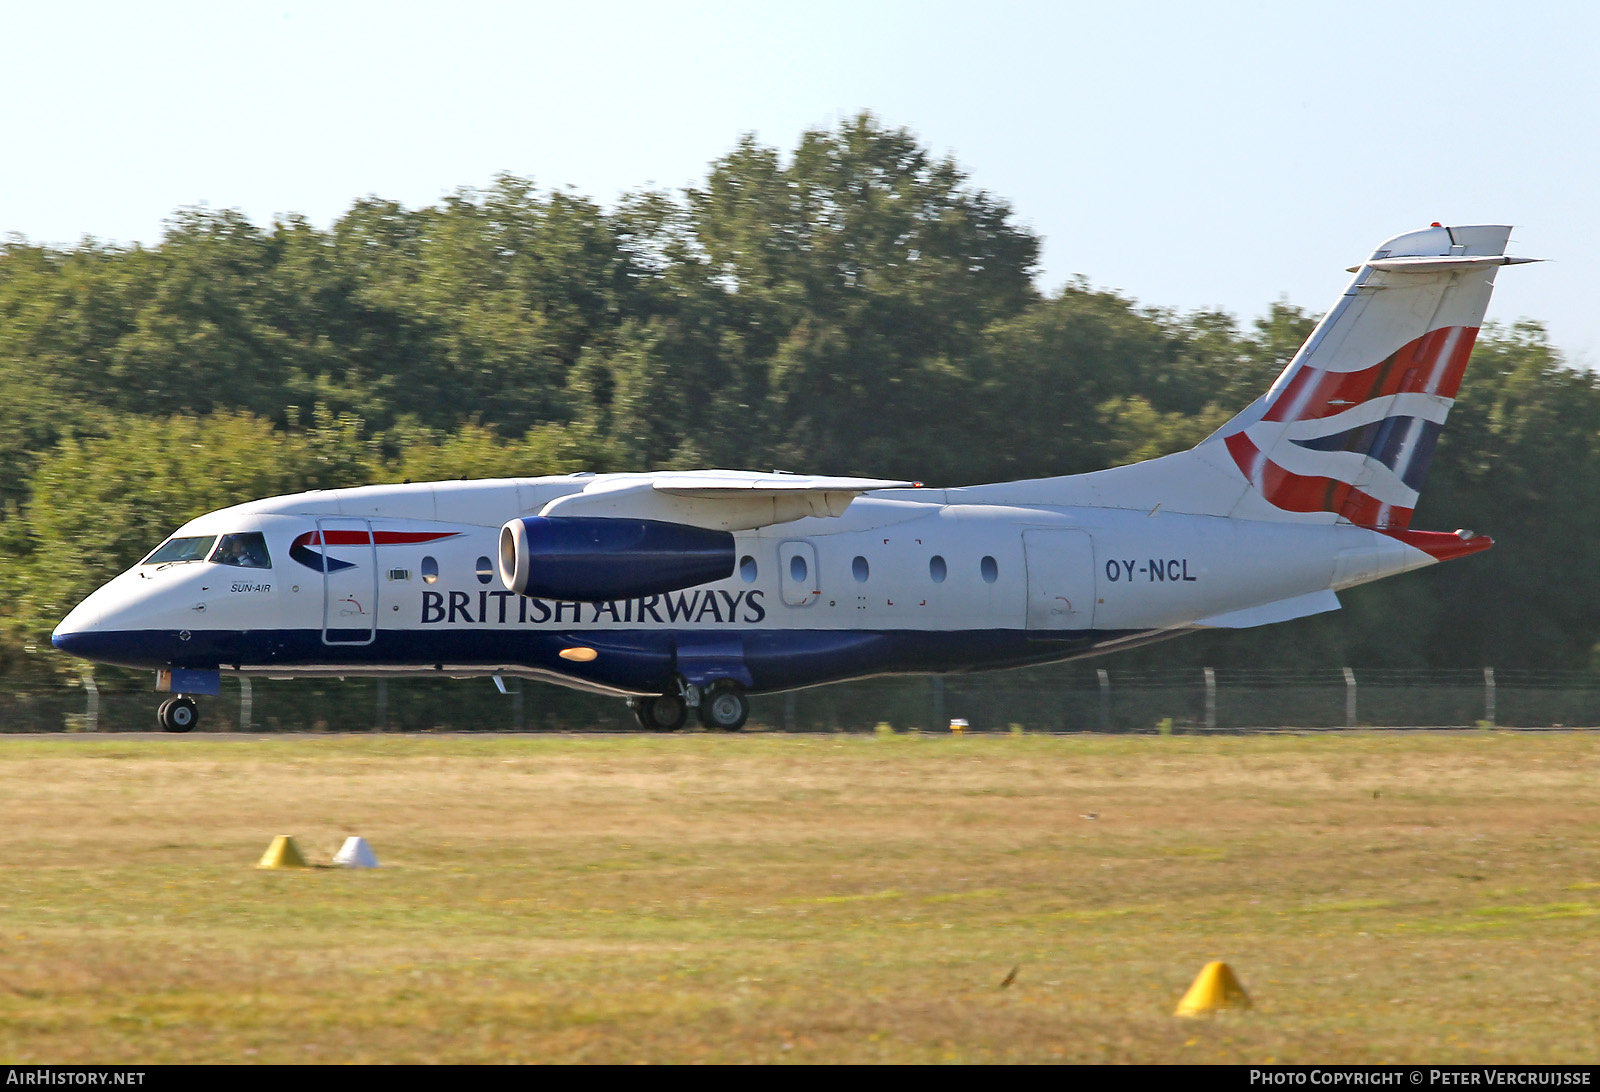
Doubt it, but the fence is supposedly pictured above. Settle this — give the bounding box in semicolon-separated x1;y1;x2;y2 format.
3;665;1597;733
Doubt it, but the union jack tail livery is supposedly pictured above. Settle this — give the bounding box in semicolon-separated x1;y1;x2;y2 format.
1211;224;1535;529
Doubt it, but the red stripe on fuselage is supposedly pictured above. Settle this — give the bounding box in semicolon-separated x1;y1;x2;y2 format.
300;530;461;547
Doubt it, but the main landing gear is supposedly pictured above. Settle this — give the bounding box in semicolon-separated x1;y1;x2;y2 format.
628;682;750;732
157;696;199;733
629;694;687;732
697;685;750;732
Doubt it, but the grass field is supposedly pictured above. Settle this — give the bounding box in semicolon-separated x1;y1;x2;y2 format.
0;729;1597;1064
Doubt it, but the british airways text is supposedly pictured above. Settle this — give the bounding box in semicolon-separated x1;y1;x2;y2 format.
420;589;767;625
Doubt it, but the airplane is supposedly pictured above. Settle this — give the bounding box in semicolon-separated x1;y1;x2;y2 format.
52;224;1535;733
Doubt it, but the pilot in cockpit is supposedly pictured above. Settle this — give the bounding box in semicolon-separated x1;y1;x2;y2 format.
214;533;270;569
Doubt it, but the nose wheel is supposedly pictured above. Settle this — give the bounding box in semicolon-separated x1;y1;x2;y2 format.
157;696;198;733
697;686;749;732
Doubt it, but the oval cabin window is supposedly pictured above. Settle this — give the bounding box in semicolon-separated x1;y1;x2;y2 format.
790;554;808;584
929;555;947;583
421;556;439;585
981;555;999;584
475;556;494;584
852;556;869;583
740;555;758;583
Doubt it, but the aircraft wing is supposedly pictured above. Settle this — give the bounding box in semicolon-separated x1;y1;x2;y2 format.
539;471;920;531
651;471;915;498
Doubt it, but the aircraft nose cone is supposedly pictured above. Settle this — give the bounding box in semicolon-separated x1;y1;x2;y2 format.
51;628;94;656
52;615;98;656
51;595;163;667
52;594;106;657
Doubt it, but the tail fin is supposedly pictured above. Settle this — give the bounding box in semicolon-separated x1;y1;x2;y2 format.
1210;224;1535;528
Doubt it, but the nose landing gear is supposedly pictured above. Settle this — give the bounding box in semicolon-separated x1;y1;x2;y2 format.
157;696;199;733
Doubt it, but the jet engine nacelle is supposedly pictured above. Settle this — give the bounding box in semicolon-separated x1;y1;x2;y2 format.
498;516;735;602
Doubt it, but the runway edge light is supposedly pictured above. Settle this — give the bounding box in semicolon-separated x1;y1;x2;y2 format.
332;836;379;869
257;835;309;869
1174;961;1252;1017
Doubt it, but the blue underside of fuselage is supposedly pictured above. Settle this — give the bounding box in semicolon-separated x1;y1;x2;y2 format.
51;626;1171;696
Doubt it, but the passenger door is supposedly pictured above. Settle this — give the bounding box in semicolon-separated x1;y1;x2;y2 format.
1023;530;1097;631
317;518;379;646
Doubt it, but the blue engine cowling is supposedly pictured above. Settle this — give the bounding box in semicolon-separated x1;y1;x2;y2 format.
498;517;735;602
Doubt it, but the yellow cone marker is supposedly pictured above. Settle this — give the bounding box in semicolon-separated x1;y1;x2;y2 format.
257;835;310;869
1174;961;1251;1017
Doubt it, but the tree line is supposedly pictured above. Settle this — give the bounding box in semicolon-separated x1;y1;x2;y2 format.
1;113;1595;683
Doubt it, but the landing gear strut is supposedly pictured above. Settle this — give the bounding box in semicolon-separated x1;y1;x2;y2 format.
157;696;198;733
629;694;687;732
697;685;750;732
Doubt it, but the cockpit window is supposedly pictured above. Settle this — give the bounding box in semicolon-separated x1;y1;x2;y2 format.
142;536;217;565
210;532;272;569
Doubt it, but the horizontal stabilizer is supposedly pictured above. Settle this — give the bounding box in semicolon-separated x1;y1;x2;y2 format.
1195;589;1340;629
1348;255;1541;274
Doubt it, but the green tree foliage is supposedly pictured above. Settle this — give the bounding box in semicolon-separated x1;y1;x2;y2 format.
578;116;1041;477
0;113;1593;680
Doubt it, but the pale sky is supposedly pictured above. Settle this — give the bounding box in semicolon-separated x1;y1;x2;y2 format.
1;1;1590;363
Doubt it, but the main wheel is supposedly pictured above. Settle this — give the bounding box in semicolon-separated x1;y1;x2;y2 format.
634;694;686;732
159;695;198;733
698;686;749;732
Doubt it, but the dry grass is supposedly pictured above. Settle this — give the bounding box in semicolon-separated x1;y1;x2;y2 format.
0;729;1597;1063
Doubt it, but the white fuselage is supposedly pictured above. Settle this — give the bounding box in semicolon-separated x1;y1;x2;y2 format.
52;474;1436;697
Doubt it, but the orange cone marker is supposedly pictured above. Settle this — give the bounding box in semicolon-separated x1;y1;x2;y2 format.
257;835;310;869
1174;961;1251;1017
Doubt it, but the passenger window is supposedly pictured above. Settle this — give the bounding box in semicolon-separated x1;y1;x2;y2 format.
790;554;808;584
981;556;999;584
475;556;494;584
143;536;217;565
852;556;869;583
740;556;758;583
210;532;271;569
929;555;947;583
421;556;439;585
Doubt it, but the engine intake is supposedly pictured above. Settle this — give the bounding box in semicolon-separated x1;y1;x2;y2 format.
499;517;735;602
